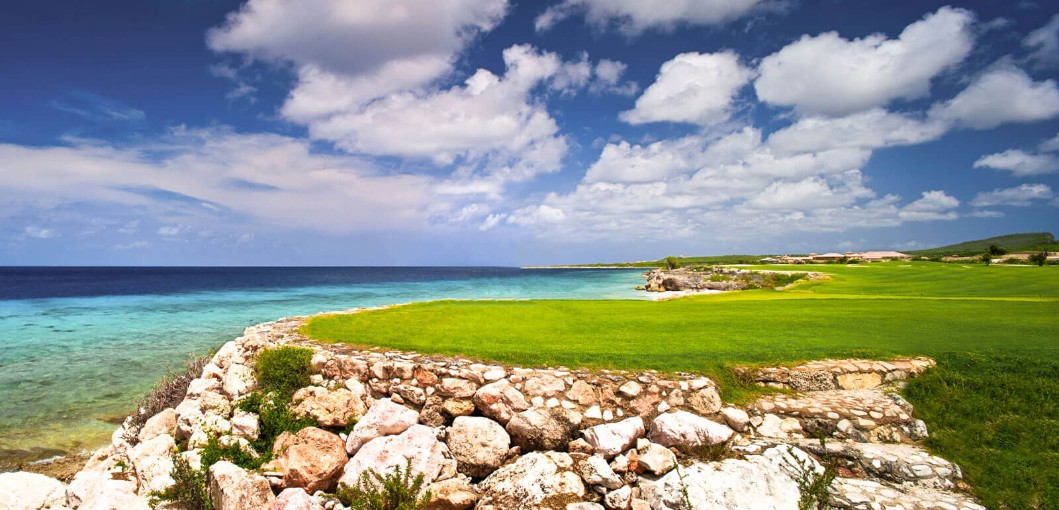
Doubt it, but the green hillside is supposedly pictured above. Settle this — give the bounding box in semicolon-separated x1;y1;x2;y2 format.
909;232;1057;256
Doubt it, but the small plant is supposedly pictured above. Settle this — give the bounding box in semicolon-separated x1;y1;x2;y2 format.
675;465;694;509
980;253;993;265
200;435;262;471
336;459;432;510
126;354;211;444
794;442;837;510
237;390;315;455
255;346;314;396
675;435;733;463
1029;251;1048;266
665;256;682;270
149;450;212;510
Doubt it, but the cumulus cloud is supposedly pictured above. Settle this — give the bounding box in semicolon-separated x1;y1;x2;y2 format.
620;51;752;126
929;65;1059;129
0;128;437;235
971;184;1054;207
535;0;769;34
754;6;974;116
1039;132;1059;152
1024;13;1059;69
24;226;56;239
973;149;1059;176
767;109;947;155
898;190;960;221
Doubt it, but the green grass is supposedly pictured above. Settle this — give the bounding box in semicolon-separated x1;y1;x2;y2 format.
302;262;1059;509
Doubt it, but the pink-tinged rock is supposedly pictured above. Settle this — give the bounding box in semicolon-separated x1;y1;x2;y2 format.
0;472;67;510
447;416;510;478
270;488;324;510
583;417;645;459
565;380;597;406
473;380;530;425
74;478;151;510
476;452;585;509
522;375;566;397
292;386;367;427
425;475;479;510
686;386;722;415
439;378;479;398
274;427;347;493
209;461;276;510
138;408;177;442
648;411;733;448
720;407;750;432
505;408;582;452
346;398;420;455
230;409;260;440
338;425;450;490
222;363;256;398
635;442;677;476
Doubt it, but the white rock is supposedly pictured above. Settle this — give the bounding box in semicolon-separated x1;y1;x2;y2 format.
230;409;260;440
580;455;623;490
0;472;67;510
636;442;677;476
447;416;511;478
604;485;632;510
584;406;603;420
720;407;750;432
138;408;177;442
209;461;276;510
76;478;151;510
186;377;222;397
648;411;733;447
617;381;642;398
338;425;450;490
473;380;531;425
583;417;645;459
345;398;419;455
222;364;256;398
128;433;176;495
476;452;585;509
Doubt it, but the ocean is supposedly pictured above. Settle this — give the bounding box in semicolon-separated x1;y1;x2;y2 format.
0;266;645;469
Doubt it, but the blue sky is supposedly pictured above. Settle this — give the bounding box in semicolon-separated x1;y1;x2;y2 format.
2;0;1058;265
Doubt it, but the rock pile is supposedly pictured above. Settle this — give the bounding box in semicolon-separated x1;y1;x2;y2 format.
641;267;819;293
0;314;984;510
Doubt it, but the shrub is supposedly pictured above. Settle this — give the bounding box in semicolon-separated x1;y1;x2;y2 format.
238;390;315;455
255;346;314;396
664;256;682;270
988;244;1008;256
126;353;211;445
200;435;263;471
336;460;432;510
1029;251;1048;266
794;446;837;510
149;449;212;510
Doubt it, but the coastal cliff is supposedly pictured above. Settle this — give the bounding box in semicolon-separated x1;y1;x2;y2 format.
0;314;984;510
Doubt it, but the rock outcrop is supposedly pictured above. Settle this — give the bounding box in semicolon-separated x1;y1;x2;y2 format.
2;314;984;510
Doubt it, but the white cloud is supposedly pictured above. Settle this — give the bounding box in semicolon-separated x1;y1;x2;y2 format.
535;0;768;34
1039;133;1059;152
973;149;1059;176
743;174;873;211
767;109;947;155
0;128;438;235
24;226;56;239
619;51;752;126
929;65;1059;129
968;210;1005;218
754;6;974;116
506;205;565;226
971;184;1054;207
898;190;960;221
1024;13;1059;69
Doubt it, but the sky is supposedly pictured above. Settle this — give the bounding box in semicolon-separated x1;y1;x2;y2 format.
1;0;1058;266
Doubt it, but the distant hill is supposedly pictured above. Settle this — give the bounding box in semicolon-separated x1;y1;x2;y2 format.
908;232;1058;256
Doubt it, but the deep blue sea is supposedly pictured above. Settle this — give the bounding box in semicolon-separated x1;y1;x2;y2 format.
0;267;645;468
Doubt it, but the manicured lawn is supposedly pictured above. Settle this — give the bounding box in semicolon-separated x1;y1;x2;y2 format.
302;262;1059;510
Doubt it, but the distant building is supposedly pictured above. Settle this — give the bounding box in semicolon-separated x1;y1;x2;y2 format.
856;251;913;262
812;252;846;262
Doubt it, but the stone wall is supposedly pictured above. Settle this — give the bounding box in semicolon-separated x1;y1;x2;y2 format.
0;313;986;510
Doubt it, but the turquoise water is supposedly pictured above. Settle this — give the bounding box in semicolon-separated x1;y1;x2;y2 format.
0;268;645;466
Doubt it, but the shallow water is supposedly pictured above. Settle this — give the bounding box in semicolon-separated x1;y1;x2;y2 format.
0;267;645;468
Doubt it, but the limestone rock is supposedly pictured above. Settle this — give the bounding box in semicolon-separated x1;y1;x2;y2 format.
477;452;585;510
222;363;256;398
128;433;176;495
583;417;645;459
273;427;347;493
447;416;511;478
292;386;366;428
441;399;476;418
230;409;260;440
74;478;151;510
338;425;450;490
346;398;420;455
439;378;479;398
566;380;597;406
505;408;582;452
580;455;622;490
269;488;324;510
617;381;642;399
473;380;530;425
523;375;566;397
686;386;723;415
208;461;276;510
604;485;632;510
425;475;478;510
567;504;604;510
634;442;676;476
138;408;177;443
837;372;883;390
648;411;733;447
720;407;750;432
639;445;817;510
0;472;67;510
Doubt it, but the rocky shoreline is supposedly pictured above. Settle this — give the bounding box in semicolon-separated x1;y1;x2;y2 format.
640;267;824;294
0;312;984;510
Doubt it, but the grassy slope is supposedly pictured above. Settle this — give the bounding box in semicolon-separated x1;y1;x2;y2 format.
908;232;1058;256
303;262;1059;509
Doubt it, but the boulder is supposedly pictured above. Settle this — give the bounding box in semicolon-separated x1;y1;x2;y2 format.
476;452;585;510
138;408;177;442
579;455;622;490
222;363;256;398
505;408;582;452
346;398;420;455
439;378;479;398
447;416;511;478
604;485;632;510
837;372;883;390
639;445;818;510
128;433;176;495
473;380;530;425
292;386;367;428
583;417;644;459
648;411;733;447
75;478;151;510
273;427;347;493
338;425;450;490
634;442;676;476
565;380;597;406
230;409;260;440
441;399;476;418
686;386;723;415
523;375;566;397
209;461;276;510
425;475;479;510
617;381;642;399
187;377;222;397
720;407;750;432
0;472;67;510
269;488;324;510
